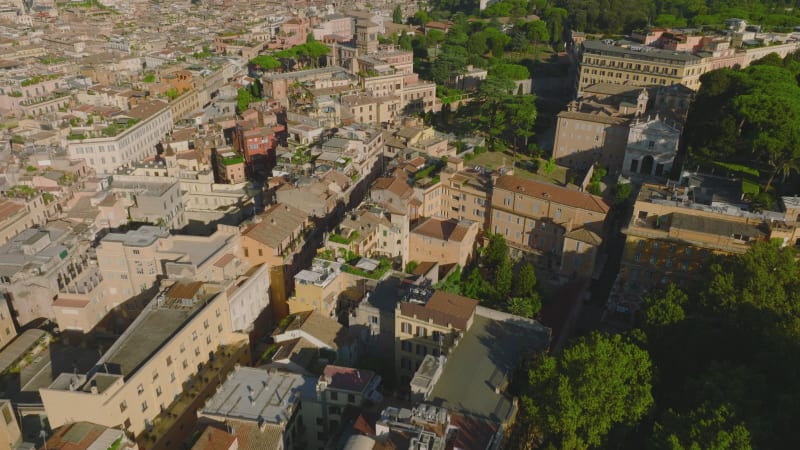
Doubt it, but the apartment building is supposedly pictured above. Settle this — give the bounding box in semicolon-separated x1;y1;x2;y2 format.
409;217;480;269
438;162;492;227
308;365;382;448
66;100;174;175
40;278;257;436
110;173;186;229
0;195;50;244
617;182;800;295
290;259;347;318
325;207;410;267
0;399;21;450
490;175;610;278
341;94;400;125
214;149;246;184
395;287;478;385
578;40;707;94
241;203;312;319
0;224;93;326
0;299;16;350
44;422;138;450
96;224;242;300
197;366;315;450
263;67;354;107
232;121;278;175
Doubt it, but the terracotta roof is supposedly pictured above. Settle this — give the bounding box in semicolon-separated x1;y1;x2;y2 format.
242;203;308;248
565;227;603;246
399;290;478;330
494;175;610;214
213;253;235;268
191;426;237;450
372;176;412;199
412;217;474;242
0;200;24;222
53;297;90;308
322;365;377;392
166;281;203;300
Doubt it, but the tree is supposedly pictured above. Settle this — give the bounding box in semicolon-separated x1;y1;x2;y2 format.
250;55;281;71
642;284;688;329
463;268;489;300
650;404;753;450
236;88;251;113
392;4;403;24
523;333;654;449
398;31;412;51
494;256;513;302
477;75;515;149
507;296;539;318
507;94;537;152
483;233;509;271
514;262;538;299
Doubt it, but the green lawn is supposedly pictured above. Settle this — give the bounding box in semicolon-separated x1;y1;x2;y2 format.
469;151;567;185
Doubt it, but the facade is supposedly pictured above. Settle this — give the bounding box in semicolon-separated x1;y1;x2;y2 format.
0;298;16;350
109;174;186;230
578;40;707;94
0;224;93;327
622;116;681;178
40;279;257;436
66;101;174;176
0;399;21;450
0;195;51;245
395;287;478;385
490;175;610;278
240;203;312;319
409;217;480;269
290;259;346;318
617;182;800;296
214;150;247;184
437;162;492;227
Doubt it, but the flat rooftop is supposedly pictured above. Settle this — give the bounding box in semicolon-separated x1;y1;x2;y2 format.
101;225;170;247
200;366;316;424
428;314;549;422
96;282;218;377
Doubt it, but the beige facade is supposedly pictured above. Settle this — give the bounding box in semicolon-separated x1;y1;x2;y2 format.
490;175;609;278
618;184;799;292
0;299;16;351
578;40;707;94
40;278;257;436
0;196;50;244
438;162;491;227
395;290;478;385
290;260;348;318
409;217;480;269
0;399;21;450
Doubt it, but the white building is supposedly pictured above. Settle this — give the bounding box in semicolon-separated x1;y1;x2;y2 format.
622;116;681;178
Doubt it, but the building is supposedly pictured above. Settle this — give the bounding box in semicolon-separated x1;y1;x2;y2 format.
44;422;138;450
409;217;480;269
615;181;800;301
0;298;16;350
109;173;186;229
622;116;681;178
290;259;347;318
240;203;312;319
395;287;478;385
96;225;242;300
0;195;50;245
197;366;316;450
0;399;21;450
438;161;492;227
578;40;707;94
324;207;410;267
40;279;258;436
66;100;173;176
0;224;93;327
308;365;382;448
214;149;246;184
552;85;646;171
490;175;610;278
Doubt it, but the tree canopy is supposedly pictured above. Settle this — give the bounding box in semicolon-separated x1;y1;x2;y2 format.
521;333;654;449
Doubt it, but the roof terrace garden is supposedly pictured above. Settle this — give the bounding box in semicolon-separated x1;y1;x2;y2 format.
68;117;140;140
218;151;244;165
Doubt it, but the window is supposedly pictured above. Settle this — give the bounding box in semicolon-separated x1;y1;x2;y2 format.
180;344;185;353
369;316;378;325
192;331;198;341
218;324;223;332
206;335;212;344
166;356;173;366
195;347;200;356
170;372;176;383
132;249;140;255
243;247;249;257
401;322;412;333
348;394;356;403
119;401;128;413
182;360;188;369
416;326;427;338
416;344;426;356
141;401;148;412
330;391;338;401
555;208;562;219
156;386;162;397
203;319;209;329
152;370;159;381
137;384;144;395
402;341;412;352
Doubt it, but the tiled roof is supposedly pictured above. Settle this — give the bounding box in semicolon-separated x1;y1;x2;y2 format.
323;365;377;392
399;290;478;330
190;426;237;450
494;175;610;214
242;203;308;248
412;217;473;242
